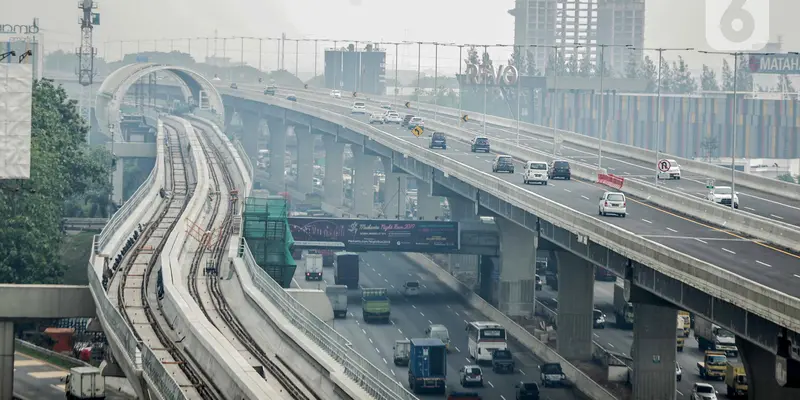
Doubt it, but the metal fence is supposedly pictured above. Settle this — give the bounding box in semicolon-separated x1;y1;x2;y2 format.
141;346;188;400
239;239;417;400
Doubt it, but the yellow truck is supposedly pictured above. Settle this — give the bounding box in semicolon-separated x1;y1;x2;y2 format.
724;363;748;397
697;351;728;380
676;313;689;352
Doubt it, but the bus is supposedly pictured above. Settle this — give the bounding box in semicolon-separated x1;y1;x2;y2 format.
465;321;507;362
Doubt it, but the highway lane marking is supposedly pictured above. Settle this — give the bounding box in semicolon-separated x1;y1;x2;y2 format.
794;274;800;279
519;369;525;375
398;329;403;334
454;346;460;352
487;381;495;388
722;248;736;255
641;219;653;224
606;343;614;348
770;214;784;220
563;188;572;193
642;235;751;241
362;329;367;335
390;284;395;288
411;305;417;309
756;261;772;267
500;396;507;400
745;207;756;211
676;390;683;396
383;357;387;364
390;320;395;325
581;195;590;200
593;333;599;338
447;305;451;309
369;338;373;344
384;279;389;283
695;238;708;244
51;384;66;392
376;348;381;354
465;357;471;362
391;369;396;376
420;312;426;317
428;320;433;324
666;227;678;233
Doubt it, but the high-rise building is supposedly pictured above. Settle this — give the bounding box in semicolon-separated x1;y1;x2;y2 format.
509;0;644;74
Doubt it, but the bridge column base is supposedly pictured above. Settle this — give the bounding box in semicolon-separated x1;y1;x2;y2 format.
738;336;800;399
239;111;263;161
555;251;593;360
352;146;375;217
380;157;406;219
0;321;13;400
100;356;126;378
322;135;345;206
631;303;677;400
112;158;124;206
295;127;316;195
416;180;442;220
445;196;479;278
495;218;537;318
267;120;287;188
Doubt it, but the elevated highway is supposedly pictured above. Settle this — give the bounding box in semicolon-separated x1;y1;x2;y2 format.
220;86;800;399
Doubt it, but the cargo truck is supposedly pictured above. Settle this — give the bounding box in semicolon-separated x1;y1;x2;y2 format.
393;339;411;366
697;350;728;380
64;366;105;399
678;311;690;336
676;313;688;352
724;363;748;397
408;338;447;394
334;251;360;289
304;253;323;281
613;282;634;329
362;288;391;323
694;316;738;357
325;284;348;318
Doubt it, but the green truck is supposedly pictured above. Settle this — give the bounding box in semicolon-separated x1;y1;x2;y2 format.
362;288;391;323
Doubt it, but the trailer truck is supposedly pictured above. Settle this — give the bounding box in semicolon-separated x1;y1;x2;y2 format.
325;284;348;318
694;316;738;357
362;288;391;323
408;338;447;394
613;282;634;329
334;252;360;289
724;363;748;397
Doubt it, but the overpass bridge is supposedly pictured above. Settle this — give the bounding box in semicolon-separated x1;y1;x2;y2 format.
218;84;800;399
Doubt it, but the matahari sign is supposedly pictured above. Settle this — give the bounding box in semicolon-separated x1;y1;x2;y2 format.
464;62;519;86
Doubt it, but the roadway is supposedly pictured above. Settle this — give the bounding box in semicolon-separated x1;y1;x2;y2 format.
291;254;586;400
13;353;134;400
255;84;800;228
247;90;800;300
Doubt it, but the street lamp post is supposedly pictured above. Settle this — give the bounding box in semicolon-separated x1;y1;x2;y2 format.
457;44;464;127
295;39;299;77
240;36;245;67
482;44;489;137
258;38;263;71
314;39;319;78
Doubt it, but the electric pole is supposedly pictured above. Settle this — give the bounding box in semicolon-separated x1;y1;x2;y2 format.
77;0;98;144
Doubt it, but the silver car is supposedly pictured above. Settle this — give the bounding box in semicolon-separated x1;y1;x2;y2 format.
459;365;483;387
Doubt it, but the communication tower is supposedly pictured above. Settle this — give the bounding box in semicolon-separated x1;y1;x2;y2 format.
77;0;99;143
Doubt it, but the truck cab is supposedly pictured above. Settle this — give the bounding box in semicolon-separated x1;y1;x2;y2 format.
697;351;728;380
361;288;390;323
393;339;411;366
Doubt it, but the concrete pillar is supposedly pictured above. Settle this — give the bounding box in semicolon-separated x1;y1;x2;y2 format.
0;321;13;400
112;159;124;205
322;135;345;207
495;218;537;317
223;107;234;132
738;336;800;399
267;120;287;188
555;250;594;360
416;180;442;220
239;112;262;160
446;196;479;277
352;146;375;217
631;304;677;400
380;157;407;219
295;127;316;194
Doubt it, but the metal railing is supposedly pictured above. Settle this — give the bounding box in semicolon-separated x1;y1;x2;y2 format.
141;346;187;400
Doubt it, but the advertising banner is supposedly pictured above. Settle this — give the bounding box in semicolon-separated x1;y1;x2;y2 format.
0;63;32;179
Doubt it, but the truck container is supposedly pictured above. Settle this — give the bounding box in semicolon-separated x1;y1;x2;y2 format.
325;284;348;318
408;338;447;394
393;339;411;366
65;366;105;399
304;253;323;281
334;252;359;289
694;316;738;356
724;363;748;397
613;282;634;329
676;313;688;352
697;350;728;380
362;288;390;323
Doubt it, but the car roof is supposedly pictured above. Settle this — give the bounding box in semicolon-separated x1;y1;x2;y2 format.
429;324;447;329
475;136;489;139
496;155;512;158
694;383;714;388
604;191;625;195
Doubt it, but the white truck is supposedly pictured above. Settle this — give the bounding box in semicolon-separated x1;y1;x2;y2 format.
304;253;323;281
326;284;348;319
695;316;738;357
64;366;105;400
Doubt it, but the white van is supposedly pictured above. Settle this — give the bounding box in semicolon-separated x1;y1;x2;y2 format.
425;324;451;351
523;161;549;185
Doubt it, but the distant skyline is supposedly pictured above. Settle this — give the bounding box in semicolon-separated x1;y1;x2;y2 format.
6;0;800;76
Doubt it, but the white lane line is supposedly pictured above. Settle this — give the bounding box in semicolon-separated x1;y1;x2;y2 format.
519;369;526;375
641;219;653;224
384;278;389;283
447;305;451;309
362;329;367;335
607;343;615;348
756;260;772;267
372;268;376;271
744;206;756;211
666;227;678;233
376;348;381;354
593;333;599;338
770;214;784;220
564;188;572;193
722;248;736;255
695;238;708;244
487;381;495;388
500;396;507;400
454;311;460;316
378;272;382;277
382;357;387;364
463;319;468;324
794;274;800;279
454;346;460;352
581;195;590;200
465;357;472;363
390;320;396;325
369;338;373;344
391;369;396;376
420;312;425;317
411;305;417;309
676;390;683;396
390;284;395;288
398;328;403;334
428;320;433;324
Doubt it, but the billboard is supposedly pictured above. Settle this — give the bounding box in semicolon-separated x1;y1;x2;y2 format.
748;54;800;75
288;217;459;252
0;63;32;179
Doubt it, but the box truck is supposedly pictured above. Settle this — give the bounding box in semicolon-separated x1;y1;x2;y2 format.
334;252;359;289
408;338;447;394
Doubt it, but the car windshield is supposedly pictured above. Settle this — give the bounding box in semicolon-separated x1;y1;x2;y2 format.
476;138;489;144
433;132;445;138
593;310;603;318
542;364;562;374
354;102;365;107
522;383;538;391
717;328;734;338
405;281;419;288
708;355;727;365
430;329;449;340
696;385;714;394
411;118;422;122
388;112;399;116
466;367;481;374
715;187;732;194
529;163;547;170
498;157;512;163
493;349;511;359
553;161;569;168
607;194;625;202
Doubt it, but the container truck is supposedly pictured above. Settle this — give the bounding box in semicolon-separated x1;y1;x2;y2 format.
697;350;728;380
334;251;360;289
694;316;738;356
325;284;348;318
64;366;105;399
362;288;391;323
613;282;634;329
304;253;323;281
393;339;411;366
408;338;447;394
724;363;748;397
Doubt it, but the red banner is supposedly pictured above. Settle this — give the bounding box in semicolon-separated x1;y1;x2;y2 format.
597;174;624;190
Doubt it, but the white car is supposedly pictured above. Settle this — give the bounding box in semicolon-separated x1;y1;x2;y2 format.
657;159;681;180
368;113;385;124
598;191;627;217
380;102;391;109
384;112;402;124
706;186;739;209
676;361;682;381
351;101;367;114
459;365;484;387
691;383;718;400
330;90;342;98
522;160;548;185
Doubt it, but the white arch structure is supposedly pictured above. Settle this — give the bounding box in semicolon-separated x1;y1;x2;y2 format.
96;63;225;140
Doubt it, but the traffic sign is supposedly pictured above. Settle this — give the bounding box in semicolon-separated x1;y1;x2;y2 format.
461;114;469;122
304;83;308;89
411;126;424;137
353;91;358;97
404;101;411;108
657;159;671;172
91;12;100;25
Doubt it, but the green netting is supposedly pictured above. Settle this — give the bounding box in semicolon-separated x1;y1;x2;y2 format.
242;196;296;288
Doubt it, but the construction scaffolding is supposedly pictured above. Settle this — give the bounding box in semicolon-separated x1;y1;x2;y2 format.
241;195;296;287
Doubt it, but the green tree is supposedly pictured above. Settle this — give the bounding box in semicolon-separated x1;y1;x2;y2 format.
640;55;657;92
777;75;796;92
467;46;479;66
735;56;753;91
671;56;697;94
721;59;734;91
578;53;594;77
625;54;641;79
545;49;566;76
777;173;797;184
658;56;674;93
700;65;720;91
0;79;110;284
565;55;579;76
525;50;540;76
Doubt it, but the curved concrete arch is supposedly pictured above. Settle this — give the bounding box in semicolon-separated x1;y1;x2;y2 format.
95;64;225;141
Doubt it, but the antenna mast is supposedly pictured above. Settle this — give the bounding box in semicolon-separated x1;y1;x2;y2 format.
77;0;98;143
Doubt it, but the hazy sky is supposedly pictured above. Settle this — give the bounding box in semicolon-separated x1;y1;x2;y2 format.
6;0;799;75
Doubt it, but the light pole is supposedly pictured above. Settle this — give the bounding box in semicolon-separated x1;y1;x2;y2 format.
313;39;319;78
258;38;263;71
457;44;465;127
482;44;489;137
429;42;455;120
403;41;423;115
630;47;693;184
381;42;405;105
295;39;299;77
